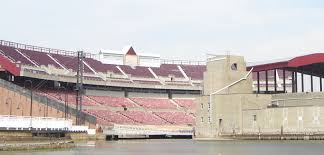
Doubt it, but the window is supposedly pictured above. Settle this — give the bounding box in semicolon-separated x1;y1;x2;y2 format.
201;103;204;109
208;102;211;111
231;63;238;70
253;115;257;121
208;116;211;123
201;117;204;123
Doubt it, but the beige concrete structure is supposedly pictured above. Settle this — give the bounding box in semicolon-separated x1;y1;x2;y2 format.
195;55;324;140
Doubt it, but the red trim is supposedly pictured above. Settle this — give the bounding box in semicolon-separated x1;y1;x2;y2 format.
248;61;288;72
249;53;324;72
288;53;324;67
0;55;20;76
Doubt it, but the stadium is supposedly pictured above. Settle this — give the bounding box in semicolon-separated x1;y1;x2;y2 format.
0;39;204;140
2;39;324;142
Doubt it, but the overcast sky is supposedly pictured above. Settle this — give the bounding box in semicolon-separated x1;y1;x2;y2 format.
1;0;324;62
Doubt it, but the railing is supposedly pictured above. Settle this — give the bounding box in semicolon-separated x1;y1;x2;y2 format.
0;115;72;130
0;78;97;124
0;40;96;58
161;59;205;65
104;124;193;136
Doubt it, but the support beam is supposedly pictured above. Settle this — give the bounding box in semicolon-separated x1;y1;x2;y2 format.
301;73;304;92
274;69;277;93
295;72;298;93
292;71;295;93
320;77;323;92
257;72;260;93
283;69;286;93
265;71;268;93
311;75;314;92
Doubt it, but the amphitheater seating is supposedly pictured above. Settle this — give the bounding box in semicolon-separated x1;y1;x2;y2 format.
43;90;97;106
131;98;176;109
151;64;184;78
85;109;135;124
154;112;195;125
118;111;167;125
174;99;196;109
119;65;154;78
50;53;93;73
88;96;135;107
181;65;206;80
0;45;34;66
19;49;61;68
84;58;122;74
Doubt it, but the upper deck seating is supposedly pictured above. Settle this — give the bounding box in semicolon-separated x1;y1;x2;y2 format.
50;53;93;73
84;58;122;74
119;65;154;78
151;64;184;78
0;45;34;66
19;49;61;68
180;65;206;80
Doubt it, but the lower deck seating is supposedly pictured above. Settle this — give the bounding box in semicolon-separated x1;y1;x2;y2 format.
131;98;176;109
174;99;196;109
85;109;135;124
119;111;167;125
88;96;135;107
154;112;195;125
43;90;97;106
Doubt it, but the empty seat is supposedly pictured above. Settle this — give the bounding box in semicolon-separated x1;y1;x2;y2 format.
154;112;195;125
131;98;176;109
119;111;167;125
89;96;135;107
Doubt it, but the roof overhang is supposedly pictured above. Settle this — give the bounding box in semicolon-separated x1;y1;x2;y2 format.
247;53;324;77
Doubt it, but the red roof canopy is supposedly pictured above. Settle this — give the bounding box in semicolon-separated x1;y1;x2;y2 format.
248;53;324;77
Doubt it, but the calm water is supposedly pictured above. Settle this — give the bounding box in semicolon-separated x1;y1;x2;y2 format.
2;139;324;155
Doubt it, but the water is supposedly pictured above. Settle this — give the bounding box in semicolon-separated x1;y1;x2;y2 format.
2;139;324;155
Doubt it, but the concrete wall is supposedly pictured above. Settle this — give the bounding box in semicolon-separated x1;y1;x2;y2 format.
195;55;324;140
85;89;124;97
128;92;168;98
0;84;96;129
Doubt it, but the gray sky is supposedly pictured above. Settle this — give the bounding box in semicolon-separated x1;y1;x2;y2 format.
1;0;324;62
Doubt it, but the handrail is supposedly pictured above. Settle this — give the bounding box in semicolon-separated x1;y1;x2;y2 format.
207;67;253;123
0;78;97;123
210;67;253;95
0;40;96;58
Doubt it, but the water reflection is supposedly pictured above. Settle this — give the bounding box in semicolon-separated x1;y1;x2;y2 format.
2;140;324;155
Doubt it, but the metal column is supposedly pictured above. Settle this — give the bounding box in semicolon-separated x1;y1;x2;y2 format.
274;69;277;93
301;73;304;92
265;71;268;93
257;72;260;93
283;69;286;93
311;75;314;92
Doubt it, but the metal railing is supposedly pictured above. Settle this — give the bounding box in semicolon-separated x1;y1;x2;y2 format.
161;59;205;65
0;40;96;58
0;78;96;124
